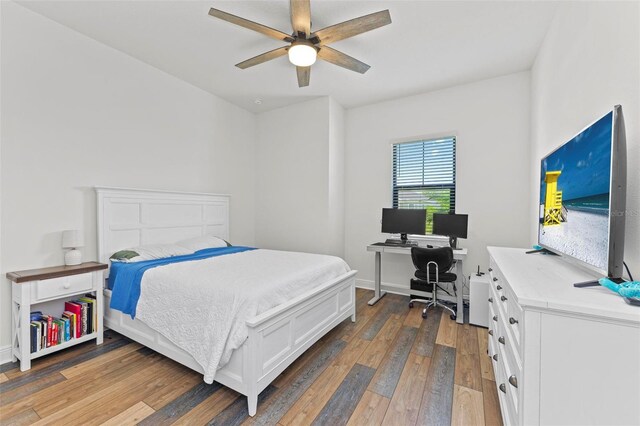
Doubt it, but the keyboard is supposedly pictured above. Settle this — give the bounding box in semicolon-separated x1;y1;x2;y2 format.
384;239;418;247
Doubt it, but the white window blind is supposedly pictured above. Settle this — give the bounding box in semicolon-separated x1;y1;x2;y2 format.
392;137;456;233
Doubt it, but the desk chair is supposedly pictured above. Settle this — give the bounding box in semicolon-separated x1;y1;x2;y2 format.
408;246;457;320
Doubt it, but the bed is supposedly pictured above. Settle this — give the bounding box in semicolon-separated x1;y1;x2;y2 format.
96;187;357;416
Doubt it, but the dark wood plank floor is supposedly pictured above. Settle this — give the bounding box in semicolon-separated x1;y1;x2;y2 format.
0;289;502;426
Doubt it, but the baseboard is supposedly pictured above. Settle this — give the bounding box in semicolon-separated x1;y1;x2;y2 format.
356;278;469;303
355;279;374;290
355;279;420;297
0;344;13;365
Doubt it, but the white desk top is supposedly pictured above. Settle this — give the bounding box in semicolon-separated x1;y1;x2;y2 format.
488;246;640;325
367;243;467;259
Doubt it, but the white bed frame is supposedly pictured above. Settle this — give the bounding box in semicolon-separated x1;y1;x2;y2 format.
95;187;357;416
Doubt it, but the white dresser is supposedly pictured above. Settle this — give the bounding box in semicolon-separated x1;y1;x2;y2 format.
486;247;640;426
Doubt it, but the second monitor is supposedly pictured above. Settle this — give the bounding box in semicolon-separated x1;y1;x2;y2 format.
433;213;468;249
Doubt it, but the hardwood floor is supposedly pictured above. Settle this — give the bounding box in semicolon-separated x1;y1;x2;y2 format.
0;289;502;426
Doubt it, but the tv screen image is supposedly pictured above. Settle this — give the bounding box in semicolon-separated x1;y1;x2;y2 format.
538;111;617;273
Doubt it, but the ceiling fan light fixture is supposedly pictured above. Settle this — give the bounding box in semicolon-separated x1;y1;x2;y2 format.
288;41;317;67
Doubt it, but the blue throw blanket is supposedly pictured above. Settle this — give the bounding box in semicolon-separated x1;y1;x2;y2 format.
109;246;255;318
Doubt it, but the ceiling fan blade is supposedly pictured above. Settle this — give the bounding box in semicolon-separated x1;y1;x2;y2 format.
209;8;294;43
290;0;311;38
311;10;391;45
296;66;310;87
317;46;370;74
236;46;289;69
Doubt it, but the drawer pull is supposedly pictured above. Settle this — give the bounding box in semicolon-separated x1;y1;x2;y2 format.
498;336;505;345
496;285;502;290
63;283;71;289
509;375;518;388
493;354;498;361
509;317;519;325
499;383;506;393
488;268;493;272
500;295;508;302
493;277;498;282
488;329;493;336
492;315;498;322
488;297;493;303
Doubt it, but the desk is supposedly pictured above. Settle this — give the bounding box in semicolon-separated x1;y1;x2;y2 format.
366;243;468;324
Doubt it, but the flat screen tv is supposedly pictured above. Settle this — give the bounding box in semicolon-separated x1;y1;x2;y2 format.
537;105;626;279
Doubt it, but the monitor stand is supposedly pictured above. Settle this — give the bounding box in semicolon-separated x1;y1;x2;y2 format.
449;236;457;249
574;277;625;288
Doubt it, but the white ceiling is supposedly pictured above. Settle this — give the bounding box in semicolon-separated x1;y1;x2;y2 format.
18;1;558;113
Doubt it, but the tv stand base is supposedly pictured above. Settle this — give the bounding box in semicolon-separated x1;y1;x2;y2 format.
525;247;558;255
574;277;625;288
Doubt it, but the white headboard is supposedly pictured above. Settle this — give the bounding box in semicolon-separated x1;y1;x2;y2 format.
95;187;230;268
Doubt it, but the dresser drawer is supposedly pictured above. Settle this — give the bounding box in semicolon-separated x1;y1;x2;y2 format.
496;320;519;420
488;300;499;333
489;258;523;358
35;273;93;301
492;330;518;426
506;289;523;346
488;267;507;301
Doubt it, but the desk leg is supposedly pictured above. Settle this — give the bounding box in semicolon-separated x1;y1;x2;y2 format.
368;251;387;305
455;260;464;324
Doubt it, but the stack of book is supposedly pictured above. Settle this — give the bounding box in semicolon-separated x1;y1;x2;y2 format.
29;294;97;353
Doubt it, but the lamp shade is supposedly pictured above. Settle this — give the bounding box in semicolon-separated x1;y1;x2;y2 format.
62;230;84;248
288;41;317;67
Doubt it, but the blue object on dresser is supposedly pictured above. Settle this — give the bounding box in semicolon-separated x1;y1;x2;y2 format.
109;246;255;318
599;277;640;299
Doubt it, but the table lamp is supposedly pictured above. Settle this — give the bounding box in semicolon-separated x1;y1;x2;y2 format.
62;230;84;265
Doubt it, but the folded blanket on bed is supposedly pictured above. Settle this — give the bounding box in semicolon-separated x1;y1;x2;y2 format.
109;246;255;317
133;249;350;383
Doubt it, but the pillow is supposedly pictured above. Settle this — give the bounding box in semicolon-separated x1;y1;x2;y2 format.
110;243;193;263
110;250;140;261
176;235;231;252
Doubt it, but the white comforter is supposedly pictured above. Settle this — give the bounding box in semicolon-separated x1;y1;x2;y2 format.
135;249;350;383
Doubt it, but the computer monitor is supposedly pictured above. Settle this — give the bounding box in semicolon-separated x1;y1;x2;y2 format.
433;213;468;249
381;208;426;243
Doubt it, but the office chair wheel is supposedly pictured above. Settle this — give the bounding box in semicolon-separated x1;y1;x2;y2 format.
409;302;414;308
422;310;428;319
450;314;457;321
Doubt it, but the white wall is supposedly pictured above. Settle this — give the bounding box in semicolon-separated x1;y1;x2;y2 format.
255;97;345;257
531;1;639;277
0;2;257;350
345;72;532;293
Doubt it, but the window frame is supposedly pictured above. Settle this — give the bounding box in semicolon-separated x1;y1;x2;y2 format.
390;135;457;234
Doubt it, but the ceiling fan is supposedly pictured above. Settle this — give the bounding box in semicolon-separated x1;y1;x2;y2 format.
208;1;392;87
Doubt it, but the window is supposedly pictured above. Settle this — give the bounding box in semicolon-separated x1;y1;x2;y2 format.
392;137;456;233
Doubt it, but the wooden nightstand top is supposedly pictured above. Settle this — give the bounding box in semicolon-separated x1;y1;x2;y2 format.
6;262;108;283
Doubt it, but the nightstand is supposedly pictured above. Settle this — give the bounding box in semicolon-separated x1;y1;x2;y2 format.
7;262;108;371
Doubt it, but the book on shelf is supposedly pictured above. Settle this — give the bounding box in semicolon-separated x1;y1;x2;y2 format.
75;300;88;336
78;295;97;333
44;315;53;347
64;302;82;338
83;294;98;332
77;298;92;333
36;322;42;351
52;321;59;346
57;319;64;343
39;320;47;350
62;311;76;339
30;323;38;353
